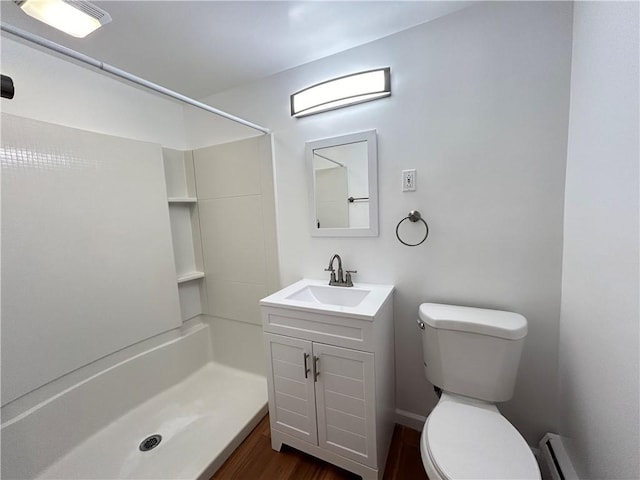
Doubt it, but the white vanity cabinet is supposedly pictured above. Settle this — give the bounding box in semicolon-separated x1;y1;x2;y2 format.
264;333;377;466
260;279;395;480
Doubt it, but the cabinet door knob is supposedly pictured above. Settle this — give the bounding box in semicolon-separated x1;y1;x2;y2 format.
303;352;310;379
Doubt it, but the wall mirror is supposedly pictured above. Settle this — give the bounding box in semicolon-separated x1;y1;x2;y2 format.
306;130;378;237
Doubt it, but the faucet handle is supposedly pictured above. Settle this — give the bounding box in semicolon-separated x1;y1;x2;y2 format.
345;270;357;287
324;266;334;272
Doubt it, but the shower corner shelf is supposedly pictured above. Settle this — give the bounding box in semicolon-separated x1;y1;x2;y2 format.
163;147;205;322
177;271;205;284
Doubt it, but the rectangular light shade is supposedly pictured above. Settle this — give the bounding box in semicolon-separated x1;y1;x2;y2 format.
16;0;111;38
291;68;391;117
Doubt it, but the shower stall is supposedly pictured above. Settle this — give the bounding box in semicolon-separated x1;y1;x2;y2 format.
1;27;278;479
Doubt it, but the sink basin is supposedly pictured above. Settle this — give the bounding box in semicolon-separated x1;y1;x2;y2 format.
286;284;371;307
260;279;394;319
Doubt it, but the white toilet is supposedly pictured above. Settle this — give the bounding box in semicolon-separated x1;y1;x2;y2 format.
417;303;541;480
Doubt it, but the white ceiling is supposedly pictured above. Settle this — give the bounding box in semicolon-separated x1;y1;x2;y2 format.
1;1;472;100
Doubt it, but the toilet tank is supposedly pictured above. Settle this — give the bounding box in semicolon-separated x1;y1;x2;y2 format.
419;303;528;403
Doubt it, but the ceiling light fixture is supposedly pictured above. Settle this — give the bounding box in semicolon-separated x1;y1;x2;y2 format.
15;0;111;38
291;67;391;118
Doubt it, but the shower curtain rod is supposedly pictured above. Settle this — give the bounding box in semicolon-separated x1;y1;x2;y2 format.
1;23;271;135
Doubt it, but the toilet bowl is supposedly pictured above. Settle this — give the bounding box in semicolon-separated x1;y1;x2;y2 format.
420;393;540;479
417;303;541;479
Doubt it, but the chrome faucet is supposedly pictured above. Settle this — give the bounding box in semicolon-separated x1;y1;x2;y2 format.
325;254;357;287
326;254;343;285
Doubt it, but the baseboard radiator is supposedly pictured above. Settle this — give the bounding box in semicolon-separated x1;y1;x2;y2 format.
539;433;578;480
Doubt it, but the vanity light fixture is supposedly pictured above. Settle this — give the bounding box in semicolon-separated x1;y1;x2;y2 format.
291;67;391;118
15;0;111;38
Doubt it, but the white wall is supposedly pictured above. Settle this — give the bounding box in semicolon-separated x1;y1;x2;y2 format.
558;2;639;478
1;37;187;148
191;2;573;444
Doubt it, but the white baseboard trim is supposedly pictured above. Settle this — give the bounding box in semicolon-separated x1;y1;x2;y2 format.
395;408;427;431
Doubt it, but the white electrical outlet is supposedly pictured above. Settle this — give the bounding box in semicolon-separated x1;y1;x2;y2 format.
402;169;417;192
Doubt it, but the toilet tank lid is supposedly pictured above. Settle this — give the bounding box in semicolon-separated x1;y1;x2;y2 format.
419;303;527;340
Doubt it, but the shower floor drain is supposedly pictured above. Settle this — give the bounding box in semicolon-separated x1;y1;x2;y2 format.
139;434;162;452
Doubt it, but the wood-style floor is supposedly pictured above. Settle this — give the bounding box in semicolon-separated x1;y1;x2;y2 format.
211;414;429;480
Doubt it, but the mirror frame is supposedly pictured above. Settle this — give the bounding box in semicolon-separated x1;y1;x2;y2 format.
306;130;378;237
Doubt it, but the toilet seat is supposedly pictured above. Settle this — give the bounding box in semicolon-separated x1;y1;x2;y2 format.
421;394;540;479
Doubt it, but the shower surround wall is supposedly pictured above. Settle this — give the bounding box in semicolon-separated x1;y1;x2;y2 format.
185;1;574;445
1;113;181;405
193;136;279;375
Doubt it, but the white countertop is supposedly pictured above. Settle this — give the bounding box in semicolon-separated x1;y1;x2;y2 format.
260;278;394;320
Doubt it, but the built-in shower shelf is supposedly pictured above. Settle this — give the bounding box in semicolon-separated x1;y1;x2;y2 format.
177;271;205;284
164;148;204;322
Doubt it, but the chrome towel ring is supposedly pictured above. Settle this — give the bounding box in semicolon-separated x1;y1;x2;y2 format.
396;210;429;246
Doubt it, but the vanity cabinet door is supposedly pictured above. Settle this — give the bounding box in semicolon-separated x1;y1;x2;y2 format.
312;343;377;468
264;333;318;445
